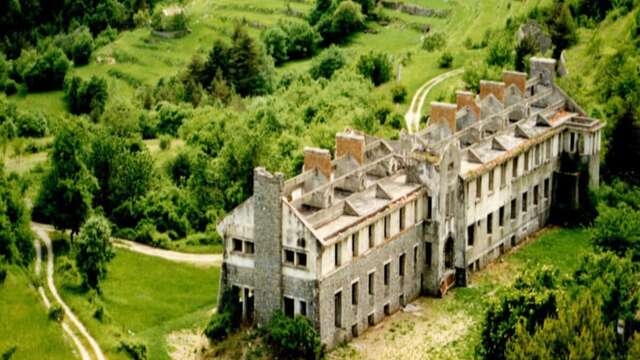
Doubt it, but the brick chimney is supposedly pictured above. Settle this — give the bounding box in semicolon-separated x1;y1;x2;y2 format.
480;80;506;103
335;130;365;165
430;102;457;133
456;91;480;119
304;147;332;179
502;70;527;94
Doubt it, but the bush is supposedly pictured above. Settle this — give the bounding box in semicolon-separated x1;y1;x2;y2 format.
0;257;6;284
4;79;17;95
262;26;289;65
390;84;408;104
356;51;392;86
438;51;454;68
330;1;365;40
263;311;324;360
118;340;147;360
15;111;48;137
155;102;190;136
64;75;108;118
422;32;446;51
48;305;64;322
280;21;321;60
95;26;118;48
23;48;71;92
309;46;346;79
486;38;513;67
204;286;242;342
204;311;234;342
159;135;172;151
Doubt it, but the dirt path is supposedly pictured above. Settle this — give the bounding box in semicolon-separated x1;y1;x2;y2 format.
405;68;464;133
34;228;106;360
32;222;221;267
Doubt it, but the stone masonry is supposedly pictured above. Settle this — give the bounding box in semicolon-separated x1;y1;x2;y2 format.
216;57;603;349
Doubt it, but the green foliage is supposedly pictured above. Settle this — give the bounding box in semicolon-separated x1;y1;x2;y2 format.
263;310;324;360
438;51;454;68
262;26;289;65
514;34;539;72
155;101;191;136
70;27;95;66
118;339;147;360
591;203;640;258
64;75;108;118
151;8;188;32
48;305;64;323
15;111;48;138
33;121;96;237
356;51;392;86
486;38;513;67
228;25;275;97
23;48;71;92
463;60;501;93
313;0;365;45
75;215;115;291
279;21;321;60
549;2;578;59
390;84;408;104
477;267;559;360
0;257;6;284
309;46;346;79
421;32;446;52
159;135;171;151
505;293;616;359
204;286;242;342
0;165;34;265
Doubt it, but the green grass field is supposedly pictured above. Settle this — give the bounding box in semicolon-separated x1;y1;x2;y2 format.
329;227;593;360
0;266;75;360
54;248;220;359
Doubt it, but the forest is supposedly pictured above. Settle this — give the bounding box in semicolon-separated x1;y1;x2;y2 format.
1;0;640;359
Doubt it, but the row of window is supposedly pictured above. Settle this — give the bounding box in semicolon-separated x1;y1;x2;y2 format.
468;177;551;246
283;296;307;318
232;238;255;254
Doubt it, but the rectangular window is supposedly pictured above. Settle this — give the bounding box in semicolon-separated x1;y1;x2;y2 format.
245;241;254;254
352;281;359;305
299;300;307;316
297;252;307;267
384;262;390;286
501;163;507;188
425;242;432;267
335;291;342;328
399;253;406;276
570;132;576;152
368;272;375;295
384;215;391;239
368;313;375;326
544;178;550;199
427;196;433;220
352;324;358;337
488;170;494;192
499;206;505;226
511;199;517;219
233;238;243;252
334;242;341;267
535;145;541;166
368;223;375;248
384;303;390;316
400;206;406;231
512;157;518;178
467;224;475;246
522;192;528;213
284;296;294;317
414;199;419;224
413;245;418;272
351;232;359;257
476;177;482;200
546;139;551;159
524;151;530;172
487;213;493;234
534;185;539;206
285;249;295;264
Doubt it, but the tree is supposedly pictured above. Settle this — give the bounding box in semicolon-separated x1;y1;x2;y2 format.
75;215;115;290
71;27;94;65
262;26;289;65
33;122;96;239
23;48;71;91
280;21;321;60
0;164;34;264
486;38;513;67
64;75;108;118
356;51;392;86
514;34;539;72
228;25;275;97
309;46;346;79
591;204;640;258
477;267;559;360
330;1;365;40
549;2;578;59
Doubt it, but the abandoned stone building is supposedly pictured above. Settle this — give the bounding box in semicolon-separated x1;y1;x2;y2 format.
216;57;602;348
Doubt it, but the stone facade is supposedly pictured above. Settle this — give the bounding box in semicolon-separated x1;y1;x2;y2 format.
216;58;603;349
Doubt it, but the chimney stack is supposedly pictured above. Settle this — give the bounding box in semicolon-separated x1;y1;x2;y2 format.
502;70;527;94
480;80;506;102
430;102;457;133
456;91;480;119
335;130;365;165
530;57;557;86
304;147;332;180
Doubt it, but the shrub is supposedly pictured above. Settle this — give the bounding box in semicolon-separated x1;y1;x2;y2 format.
422;32;446;52
23;48;71;92
0;257;6;284
204;286;242;342
159;135;172;151
118;340;147;360
309;46;346;79
390;84;407;104
388;112;403;129
262;26;289;65
356;51;392;86
71;27;94;66
155;102;190;136
204;311;234;342
438;51;454;68
263;311;324;360
280;21;321;60
95;26;118;48
330;1;365;40
486;38;513;67
4;79;17;95
64;75;108;117
48;305;64;322
15;111;48;137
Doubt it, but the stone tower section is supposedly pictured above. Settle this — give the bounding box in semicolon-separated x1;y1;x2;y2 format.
253;167;284;325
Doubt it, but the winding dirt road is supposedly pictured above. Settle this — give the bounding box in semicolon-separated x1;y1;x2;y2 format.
33;227;106;360
405;68;464;133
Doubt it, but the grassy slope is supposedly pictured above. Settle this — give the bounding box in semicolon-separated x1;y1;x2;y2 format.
329;227;592;360
55;248;220;360
0;266;75;360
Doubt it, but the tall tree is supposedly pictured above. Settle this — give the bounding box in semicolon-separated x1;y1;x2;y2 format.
549;2;578;59
0;164;34;264
228;25;274;97
75;215;115;291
